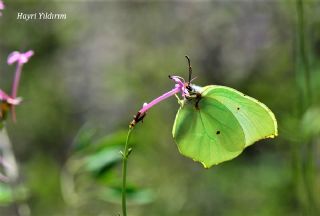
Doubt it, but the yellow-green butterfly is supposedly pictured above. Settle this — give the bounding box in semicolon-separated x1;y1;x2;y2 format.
172;57;278;168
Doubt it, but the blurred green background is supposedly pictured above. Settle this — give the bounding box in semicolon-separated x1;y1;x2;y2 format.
1;1;320;216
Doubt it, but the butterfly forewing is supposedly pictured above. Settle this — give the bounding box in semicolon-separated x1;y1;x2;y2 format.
202;86;278;147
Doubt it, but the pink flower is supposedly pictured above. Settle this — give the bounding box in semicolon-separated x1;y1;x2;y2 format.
0;89;21;121
0;1;5;16
7;50;34;98
0;90;21;105
0;1;4;9
7;50;34;122
138;76;189;114
130;76;189;128
7;50;34;65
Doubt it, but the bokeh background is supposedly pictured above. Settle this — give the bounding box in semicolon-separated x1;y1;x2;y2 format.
1;1;320;216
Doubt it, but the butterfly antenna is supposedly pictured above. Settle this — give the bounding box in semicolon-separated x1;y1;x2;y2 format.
185;55;192;85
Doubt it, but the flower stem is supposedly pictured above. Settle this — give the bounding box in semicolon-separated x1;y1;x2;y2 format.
11;63;23;122
122;127;133;216
12;63;23;99
121;75;186;215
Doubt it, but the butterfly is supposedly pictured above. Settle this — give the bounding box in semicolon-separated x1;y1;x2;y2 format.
172;56;278;168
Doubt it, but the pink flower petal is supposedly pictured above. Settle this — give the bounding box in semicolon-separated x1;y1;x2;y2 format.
0;89;11;101
7;51;20;65
0;89;21;105
0;1;4;10
7;97;22;105
20;50;34;64
7;50;34;65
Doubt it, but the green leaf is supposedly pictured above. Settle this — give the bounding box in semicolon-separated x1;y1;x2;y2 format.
72;125;96;152
79;130;129;176
301;107;320;137
0;183;29;205
173;85;278;168
0;183;13;205
84;146;122;176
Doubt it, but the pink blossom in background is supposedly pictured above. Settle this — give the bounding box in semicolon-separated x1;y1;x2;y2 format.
7;50;34;66
7;50;34;121
0;0;4;16
7;50;34;98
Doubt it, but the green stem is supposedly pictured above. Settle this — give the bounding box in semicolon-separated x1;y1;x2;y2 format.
121;127;133;216
296;1;317;214
296;0;312;106
304;141;316;215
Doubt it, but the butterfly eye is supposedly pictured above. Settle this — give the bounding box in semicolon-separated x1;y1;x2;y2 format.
186;84;193;91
